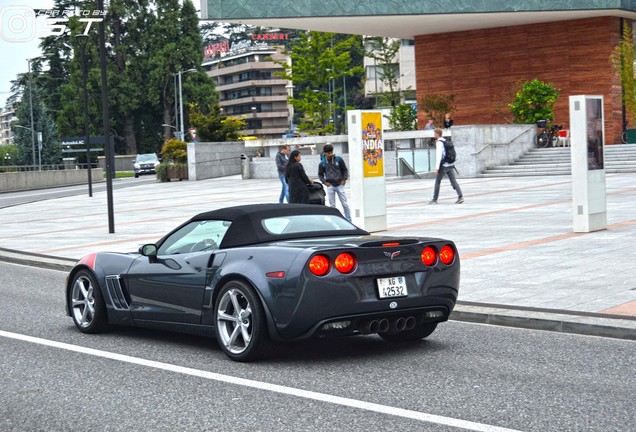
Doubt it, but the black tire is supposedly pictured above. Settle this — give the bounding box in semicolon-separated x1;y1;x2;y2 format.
68;270;109;333
622;131;628;144
537;131;549;148
214;280;272;362
134;173;139;178
379;323;438;342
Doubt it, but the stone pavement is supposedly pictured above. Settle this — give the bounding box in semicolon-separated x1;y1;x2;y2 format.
1;172;635;340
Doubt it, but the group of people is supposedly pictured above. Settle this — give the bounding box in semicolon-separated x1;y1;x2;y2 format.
275;144;351;221
275;112;463;219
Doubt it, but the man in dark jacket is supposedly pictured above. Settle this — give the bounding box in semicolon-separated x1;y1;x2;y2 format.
275;145;290;203
318;144;351;221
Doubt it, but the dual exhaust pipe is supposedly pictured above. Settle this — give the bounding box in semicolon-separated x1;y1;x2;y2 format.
360;316;417;334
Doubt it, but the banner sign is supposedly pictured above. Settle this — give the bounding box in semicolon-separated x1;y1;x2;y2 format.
361;111;384;177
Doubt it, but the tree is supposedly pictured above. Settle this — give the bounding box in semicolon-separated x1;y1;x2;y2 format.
12;86;61;166
278;31;364;135
188;103;246;141
389;103;418;131
419;93;456;127
610;23;636;128
365;37;401;108
508;79;560;124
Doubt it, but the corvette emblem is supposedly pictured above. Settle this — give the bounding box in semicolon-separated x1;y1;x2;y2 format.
383;250;401;260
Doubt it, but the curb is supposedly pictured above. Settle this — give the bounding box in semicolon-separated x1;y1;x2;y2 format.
451;304;636;341
2;249;635;342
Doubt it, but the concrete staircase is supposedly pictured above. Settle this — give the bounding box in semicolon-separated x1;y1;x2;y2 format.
479;144;636;177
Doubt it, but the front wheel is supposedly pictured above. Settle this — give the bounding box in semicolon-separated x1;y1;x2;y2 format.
214;280;271;362
379;323;438;342
537;131;549;148
69;270;108;333
550;133;560;147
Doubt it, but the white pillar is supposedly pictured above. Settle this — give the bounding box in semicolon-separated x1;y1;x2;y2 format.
569;95;607;232
347;110;387;231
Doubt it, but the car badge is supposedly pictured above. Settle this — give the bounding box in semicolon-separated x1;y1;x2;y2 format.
383;250;401;260
389;302;398;309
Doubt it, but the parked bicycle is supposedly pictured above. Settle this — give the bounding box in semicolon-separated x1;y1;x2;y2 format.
535;120;562;148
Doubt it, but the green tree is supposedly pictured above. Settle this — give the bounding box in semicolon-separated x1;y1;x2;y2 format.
278;31;364;135
365;37;401;108
12;86;61;166
389;103;418;131
610;24;636;127
188;103;246;141
508;79;560;124
419;93;456;127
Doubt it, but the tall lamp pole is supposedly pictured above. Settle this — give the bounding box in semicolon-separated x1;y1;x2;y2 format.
27;59;36;168
177;68;196;141
76;34;92;197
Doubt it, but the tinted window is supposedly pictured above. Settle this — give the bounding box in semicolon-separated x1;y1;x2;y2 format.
158;220;230;255
262;215;355;235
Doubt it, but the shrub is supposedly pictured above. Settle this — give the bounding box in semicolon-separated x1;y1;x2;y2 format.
160;138;187;164
508;79;560;124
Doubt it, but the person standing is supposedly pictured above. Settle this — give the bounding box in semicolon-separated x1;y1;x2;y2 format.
275;145;290;203
443;113;454;128
429;128;464;204
318;144;351;221
285;150;313;204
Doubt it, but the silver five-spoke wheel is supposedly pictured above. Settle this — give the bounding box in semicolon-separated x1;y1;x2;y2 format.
214;280;270;362
69;270;108;333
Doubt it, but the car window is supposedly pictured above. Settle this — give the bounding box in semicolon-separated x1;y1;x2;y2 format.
137;154;157;163
158;220;230;255
262;214;355;235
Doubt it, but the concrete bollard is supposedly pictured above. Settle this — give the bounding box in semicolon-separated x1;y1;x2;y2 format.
240;154;250;179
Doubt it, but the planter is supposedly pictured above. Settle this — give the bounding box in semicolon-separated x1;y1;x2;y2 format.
156;163;188;181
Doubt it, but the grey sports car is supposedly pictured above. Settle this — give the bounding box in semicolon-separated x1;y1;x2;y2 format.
66;204;460;361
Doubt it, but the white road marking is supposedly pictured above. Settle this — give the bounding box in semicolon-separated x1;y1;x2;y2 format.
0;330;522;432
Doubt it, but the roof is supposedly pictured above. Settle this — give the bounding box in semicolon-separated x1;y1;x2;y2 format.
191;204;369;248
202;1;636;39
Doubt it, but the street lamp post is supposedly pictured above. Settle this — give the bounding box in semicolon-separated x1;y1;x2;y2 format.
76;34;92;197
176;68;196;141
161;123;177;138
27;59;37;169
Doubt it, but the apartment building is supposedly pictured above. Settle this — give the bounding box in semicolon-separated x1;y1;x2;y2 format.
202;39;293;139
0;107;15;147
364;39;416;105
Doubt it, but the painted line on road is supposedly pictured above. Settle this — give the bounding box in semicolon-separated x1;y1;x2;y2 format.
0;330;522;432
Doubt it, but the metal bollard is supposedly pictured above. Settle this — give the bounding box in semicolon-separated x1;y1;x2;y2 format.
240;154;250;179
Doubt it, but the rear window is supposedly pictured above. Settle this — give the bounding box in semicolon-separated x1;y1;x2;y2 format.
262;214;356;235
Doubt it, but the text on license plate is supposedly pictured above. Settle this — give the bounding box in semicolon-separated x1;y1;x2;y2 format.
376;276;408;298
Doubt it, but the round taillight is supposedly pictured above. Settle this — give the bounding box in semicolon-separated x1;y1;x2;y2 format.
308;255;330;276
421;246;437;266
439;245;455;265
334;252;356;273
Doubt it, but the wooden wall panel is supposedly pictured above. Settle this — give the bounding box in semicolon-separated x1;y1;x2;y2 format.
415;16;625;143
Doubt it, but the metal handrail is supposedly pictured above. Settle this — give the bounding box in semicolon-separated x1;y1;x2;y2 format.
471;127;533;155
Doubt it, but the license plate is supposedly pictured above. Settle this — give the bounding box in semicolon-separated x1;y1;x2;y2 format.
376;276;408;299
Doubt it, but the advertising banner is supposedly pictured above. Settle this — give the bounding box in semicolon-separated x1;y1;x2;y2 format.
361;111;384;177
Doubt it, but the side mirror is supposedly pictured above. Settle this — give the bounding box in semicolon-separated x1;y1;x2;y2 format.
132;160;136;164
139;244;158;262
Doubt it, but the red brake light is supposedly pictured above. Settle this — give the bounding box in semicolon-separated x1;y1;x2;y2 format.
382;242;400;247
421;246;437;266
334;252;356;273
439;245;455;265
308;255;330;276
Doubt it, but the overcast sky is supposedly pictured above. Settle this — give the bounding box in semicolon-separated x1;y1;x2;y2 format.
0;0;201;109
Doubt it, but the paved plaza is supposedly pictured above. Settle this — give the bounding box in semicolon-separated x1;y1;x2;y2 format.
1;172;635;337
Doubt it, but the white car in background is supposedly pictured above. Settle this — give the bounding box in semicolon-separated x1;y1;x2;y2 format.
133;153;160;178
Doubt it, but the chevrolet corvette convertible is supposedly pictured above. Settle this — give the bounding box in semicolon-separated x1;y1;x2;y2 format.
66;204;460;361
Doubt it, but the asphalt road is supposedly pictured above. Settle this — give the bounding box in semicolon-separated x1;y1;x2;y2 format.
1;261;634;432
0;176;157;209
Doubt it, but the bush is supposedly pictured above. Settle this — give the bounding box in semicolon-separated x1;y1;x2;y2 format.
508;79;560;124
160;138;187;163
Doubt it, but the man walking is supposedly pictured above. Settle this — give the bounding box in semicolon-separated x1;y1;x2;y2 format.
275;145;290;203
318;144;352;221
429;128;464;204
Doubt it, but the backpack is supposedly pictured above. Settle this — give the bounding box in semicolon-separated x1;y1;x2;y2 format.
321;154;343;168
442;139;456;164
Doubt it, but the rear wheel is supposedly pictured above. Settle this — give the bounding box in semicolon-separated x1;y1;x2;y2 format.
214;280;271;362
379;323;438;342
536;131;549;148
69;270;108;333
550;133;560;147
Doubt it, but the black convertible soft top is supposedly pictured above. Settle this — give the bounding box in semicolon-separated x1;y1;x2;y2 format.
191;204;369;248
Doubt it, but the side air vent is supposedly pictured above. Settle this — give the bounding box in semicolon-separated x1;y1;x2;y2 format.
105;275;130;310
